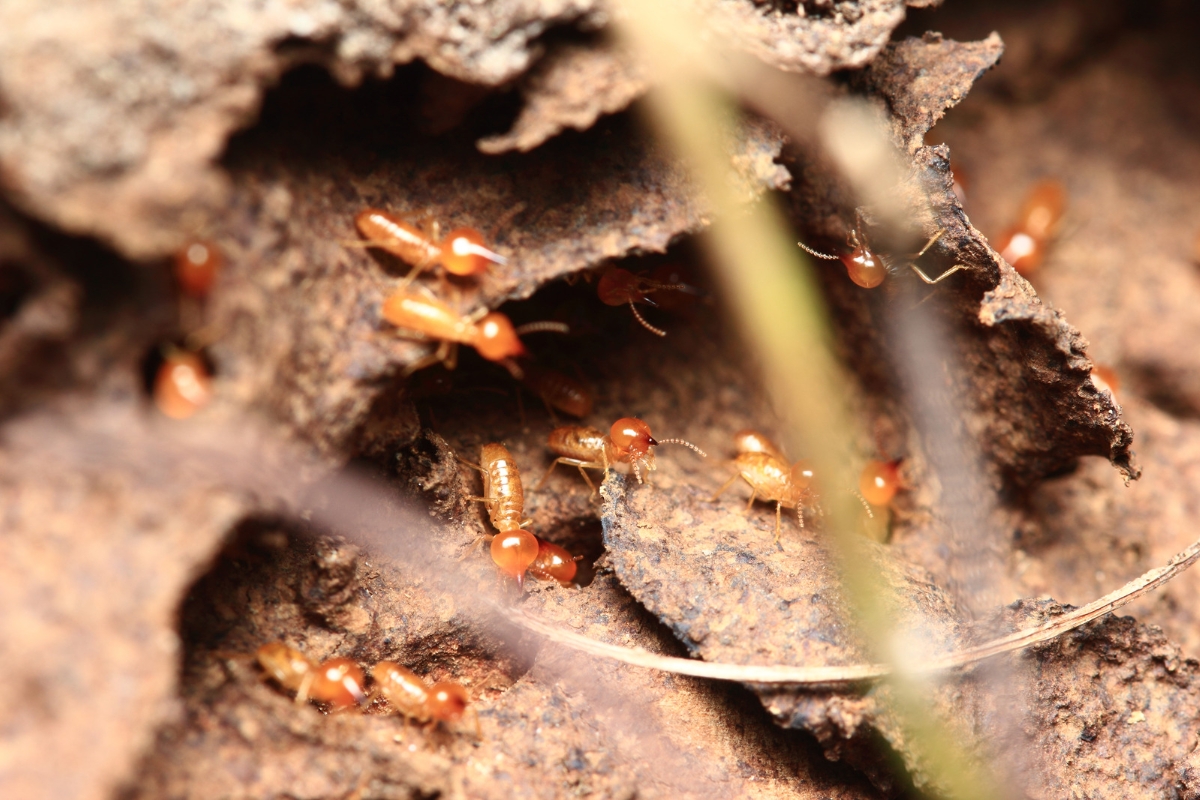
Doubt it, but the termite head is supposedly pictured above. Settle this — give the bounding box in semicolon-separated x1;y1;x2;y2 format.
442;227;506;275
474;312;527;362
311;657;368;709
530;538;581;585
790;459;817;492
490;529;539;588
597;268;649;306
841;231;886;289
427;682;470;721
174;240;222;298
609;417;657;458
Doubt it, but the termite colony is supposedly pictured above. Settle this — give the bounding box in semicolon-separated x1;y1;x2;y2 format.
181;195;967;743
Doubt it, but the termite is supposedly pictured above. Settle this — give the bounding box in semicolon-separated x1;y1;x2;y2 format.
174;240;222;299
256;643;367;710
370;661;478;735
798;215;967;287
596;267;690;336
1091;364;1120;398
154;348;213;419
383;290;566;378
710;432;810;542
355;209;507;288
537;417;706;496
463;443;540;587
994;179;1067;275
858;459;901;507
528;537;583;586
518;361;595;419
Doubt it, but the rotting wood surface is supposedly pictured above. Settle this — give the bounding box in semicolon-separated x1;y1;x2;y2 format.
3;1;1200;799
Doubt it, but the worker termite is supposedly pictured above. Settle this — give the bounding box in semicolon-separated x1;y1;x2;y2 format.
994;179;1067;276
174;240;222;299
256;643;367;710
596;267;690;336
537;417;706;496
153;347;213;419
528;537;583;586
370;661;478;735
517;361;595;420
354;208;507;288
382;290;566;378
798;214;967;288
710;432;810;542
462;443;540;587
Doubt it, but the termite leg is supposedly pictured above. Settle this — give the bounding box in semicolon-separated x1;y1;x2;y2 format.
295;672;314;706
470;707;483;739
911;263;969;285
913;228;947;258
628;301;667;337
537;457;602;496
710;472;740;503
396;253;438;292
774;502;782;543
402;340;453;377
743;488;759;513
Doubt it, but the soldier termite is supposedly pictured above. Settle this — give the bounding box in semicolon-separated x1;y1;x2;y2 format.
798;214;968;287
354;209;507;288
537;417;706;496
596;267;690;336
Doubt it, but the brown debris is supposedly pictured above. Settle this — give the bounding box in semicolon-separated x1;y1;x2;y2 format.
478;41;650;155
205;73;786;451
978;600;1200;800
0;0;608;259
600;474;973;792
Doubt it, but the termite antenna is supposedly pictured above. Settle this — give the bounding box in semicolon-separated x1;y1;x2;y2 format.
628;302;667;337
655;438;707;457
499;358;525;380
797;241;840;260
514;321;571;336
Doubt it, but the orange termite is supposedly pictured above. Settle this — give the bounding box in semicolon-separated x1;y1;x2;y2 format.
596;267;690;336
1091;364;1120;397
537;417;706;495
310;657;369;709
256;644;367;710
257;642;316;703
858;459;901;507
798;219;966;288
463;443;540;587
994;179;1067;275
370;661;477;735
710;432;810;542
518;361;595;419
383;291;535;378
732;429;786;460
528;537;583;586
154;349;213;419
174;240;222;299
355;208;507;287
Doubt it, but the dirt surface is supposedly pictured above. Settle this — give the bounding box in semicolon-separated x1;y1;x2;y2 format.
6;1;1200;799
